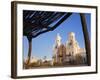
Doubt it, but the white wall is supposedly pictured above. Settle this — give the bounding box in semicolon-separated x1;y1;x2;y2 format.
0;0;100;80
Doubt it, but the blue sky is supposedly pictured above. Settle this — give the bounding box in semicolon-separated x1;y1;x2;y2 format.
23;13;91;60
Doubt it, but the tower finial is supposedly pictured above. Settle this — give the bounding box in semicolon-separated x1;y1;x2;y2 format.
55;33;61;47
68;32;75;41
57;33;61;41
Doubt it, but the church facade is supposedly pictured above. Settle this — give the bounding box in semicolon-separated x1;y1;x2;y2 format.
52;32;87;65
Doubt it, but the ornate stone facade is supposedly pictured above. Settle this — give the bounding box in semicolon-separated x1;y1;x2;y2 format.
53;32;87;65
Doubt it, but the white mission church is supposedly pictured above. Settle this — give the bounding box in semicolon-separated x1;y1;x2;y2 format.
24;32;87;67
52;32;87;65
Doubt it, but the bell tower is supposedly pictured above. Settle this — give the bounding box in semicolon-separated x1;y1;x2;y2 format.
52;33;62;65
68;32;75;42
66;32;80;56
55;33;61;47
